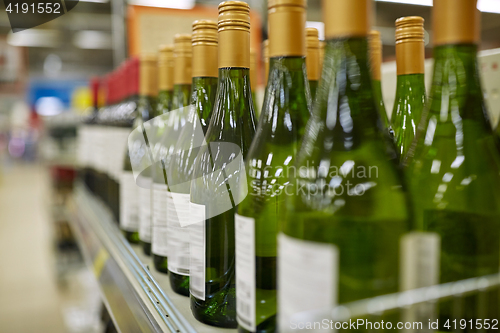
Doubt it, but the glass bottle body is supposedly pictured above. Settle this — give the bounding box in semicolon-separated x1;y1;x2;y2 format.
391;74;426;160
152;84;191;270
278;38;410;329
167;76;217;296
405;45;500;328
236;56;310;333
189;68;257;328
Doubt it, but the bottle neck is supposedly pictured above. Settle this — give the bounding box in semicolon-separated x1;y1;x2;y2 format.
260;56;311;140
172;84;192;110
157;90;173;115
317;37;382;149
191;76;218;134
395;73;426;97
138;95;157;122
206;67;256;152
428;44;489;128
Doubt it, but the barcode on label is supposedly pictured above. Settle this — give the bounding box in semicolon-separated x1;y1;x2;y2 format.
189;202;206;300
235;214;256;332
167;192;191;275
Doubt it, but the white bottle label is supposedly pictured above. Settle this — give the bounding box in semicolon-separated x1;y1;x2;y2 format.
119;171;139;232
400;232;440;326
235;214;256;332
138;178;152;242
167;192;191;275
189;202;206;300
278;234;338;333
151;183;168;256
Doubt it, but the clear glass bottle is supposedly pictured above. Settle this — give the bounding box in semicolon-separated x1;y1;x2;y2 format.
236;1;311;332
189;1;257;328
278;0;411;329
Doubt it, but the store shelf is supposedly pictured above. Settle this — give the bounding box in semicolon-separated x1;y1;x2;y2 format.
69;184;237;333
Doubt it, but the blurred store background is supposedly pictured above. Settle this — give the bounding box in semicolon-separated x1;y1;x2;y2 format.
0;0;499;332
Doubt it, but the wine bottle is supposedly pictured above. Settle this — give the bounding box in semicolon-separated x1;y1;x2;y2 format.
405;0;500;328
167;20;218;296
137;54;158;256
263;40;269;86
391;17;426;161
157;45;174;115
306;27;320;100
369;30;392;135
319;40;325;79
236;0;311;331
189;1;257;327
250;49;259;115
278;0;411;329
120;58;141;243
152;36;192;272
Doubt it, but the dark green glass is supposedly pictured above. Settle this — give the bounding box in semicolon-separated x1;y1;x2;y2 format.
308;79;318;101
122;96;155;244
279;38;410;327
405;44;500;329
138;95;157;256
152;83;191;271
190;68;257;328
391;74;426;160
252;91;258;116
157;89;173;114
373;79;392;136
236;56;311;333
167;76;217;296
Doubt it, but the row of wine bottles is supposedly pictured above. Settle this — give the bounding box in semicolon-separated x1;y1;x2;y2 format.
78;0;500;332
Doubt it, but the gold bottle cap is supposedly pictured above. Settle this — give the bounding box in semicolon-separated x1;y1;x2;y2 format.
368;30;382;81
174;34;192;85
323;0;371;39
218;1;251;69
140;53;158;97
263;39;269;85
158;45;174;91
250;48;257;91
268;0;306;58
192;20;218;78
433;0;480;46
306;27;320;81
395;16;425;75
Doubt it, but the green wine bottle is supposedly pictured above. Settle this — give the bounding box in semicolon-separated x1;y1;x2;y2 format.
137;53;158;256
278;0;411;329
391;16;426;161
151;44;176;273
263;40;269;87
189;1;257;328
306;27;320;101
167;20;218;296
152;35;192;272
250;49;259;116
236;0;311;332
369;30;392;136
120;57;144;243
405;0;500;328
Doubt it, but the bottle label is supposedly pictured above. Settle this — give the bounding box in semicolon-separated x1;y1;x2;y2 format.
235;214;256;332
400;232;441;325
138;178;152;242
119;171;139;232
167;192;191;276
278;234;338;332
189;202;206;300
151;183;168;256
